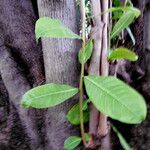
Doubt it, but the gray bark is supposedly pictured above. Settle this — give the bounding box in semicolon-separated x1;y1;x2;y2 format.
0;0;44;149
37;0;81;149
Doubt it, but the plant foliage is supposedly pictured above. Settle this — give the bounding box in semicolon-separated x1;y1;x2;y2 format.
22;84;78;108
84;76;146;124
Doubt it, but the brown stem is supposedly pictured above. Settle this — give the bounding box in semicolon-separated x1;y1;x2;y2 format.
98;0;109;138
88;0;103;147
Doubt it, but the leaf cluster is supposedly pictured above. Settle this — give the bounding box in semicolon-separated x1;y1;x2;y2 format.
21;2;146;150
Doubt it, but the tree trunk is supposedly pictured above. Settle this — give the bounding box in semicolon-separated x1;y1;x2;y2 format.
37;0;81;149
0;0;44;149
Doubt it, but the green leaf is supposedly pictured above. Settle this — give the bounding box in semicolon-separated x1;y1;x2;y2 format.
84;76;147;124
82;100;89;111
67;101;89;125
78;50;85;64
103;7;140;18
64;136;81;150
21;84;79;109
126;27;135;45
35;17;81;40
126;7;140;18
84;133;92;143
111;11;136;39
112;125;132;150
108;47;138;61
78;39;93;63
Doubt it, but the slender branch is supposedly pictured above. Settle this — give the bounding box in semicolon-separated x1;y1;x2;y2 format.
79;0;86;145
88;0;103;147
98;0;109;138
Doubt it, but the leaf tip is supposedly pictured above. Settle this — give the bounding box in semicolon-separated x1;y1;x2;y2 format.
134;55;138;61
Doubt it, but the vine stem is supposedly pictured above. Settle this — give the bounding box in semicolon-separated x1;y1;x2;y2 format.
79;0;86;146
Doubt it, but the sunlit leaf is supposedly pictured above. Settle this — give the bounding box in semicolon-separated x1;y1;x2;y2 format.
35;17;81;40
84;76;147;124
21;84;79;108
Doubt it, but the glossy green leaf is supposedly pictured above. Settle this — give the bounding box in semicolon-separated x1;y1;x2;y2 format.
21;84;79;108
112;125;132;150
35;17;81;40
64;136;81;150
78;39;93;63
111;11;136;39
84;76;147;124
67;101;89;125
126;27;135;45
109;47;138;61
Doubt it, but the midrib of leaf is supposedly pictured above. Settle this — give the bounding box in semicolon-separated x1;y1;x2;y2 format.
25;88;77;101
86;77;140;120
65;138;81;149
111;12;135;38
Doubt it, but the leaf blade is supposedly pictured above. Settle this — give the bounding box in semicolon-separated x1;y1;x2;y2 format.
67;101;89;125
112;125;132;150
111;11;135;39
64;136;81;150
84;76;147;124
108;47;138;61
35;17;81;40
21;84;79;108
78;39;93;63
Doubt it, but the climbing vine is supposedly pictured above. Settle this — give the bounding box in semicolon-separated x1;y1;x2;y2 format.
21;0;146;150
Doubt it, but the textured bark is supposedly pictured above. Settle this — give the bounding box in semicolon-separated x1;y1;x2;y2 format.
0;0;44;149
37;0;81;149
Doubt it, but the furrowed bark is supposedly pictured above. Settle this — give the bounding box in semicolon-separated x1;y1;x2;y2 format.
0;0;45;148
0;46;41;150
88;0;103;148
37;0;80;149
